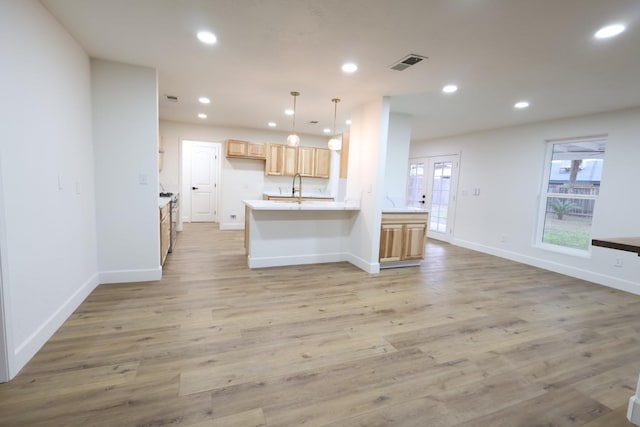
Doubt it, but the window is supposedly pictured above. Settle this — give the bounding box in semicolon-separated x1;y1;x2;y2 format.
537;137;606;252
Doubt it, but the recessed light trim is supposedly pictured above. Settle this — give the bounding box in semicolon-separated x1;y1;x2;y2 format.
198;97;211;104
594;24;626;39
268;122;276;127
442;84;458;94
342;63;358;73
284;109;294;116
198;113;207;119
323;128;331;133
514;101;530;109
197;31;217;44
345;119;352;125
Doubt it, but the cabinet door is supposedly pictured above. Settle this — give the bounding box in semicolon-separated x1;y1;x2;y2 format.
226;139;248;157
314;148;331;178
247;142;266;159
160;207;170;265
265;144;284;175
379;224;403;262
283;145;298;176
297;147;315;177
402;223;427;260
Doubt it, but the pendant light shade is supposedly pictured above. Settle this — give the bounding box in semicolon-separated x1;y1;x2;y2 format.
287;91;300;147
327;98;342;150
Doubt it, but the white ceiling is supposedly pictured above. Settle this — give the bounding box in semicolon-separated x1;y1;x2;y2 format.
41;0;640;141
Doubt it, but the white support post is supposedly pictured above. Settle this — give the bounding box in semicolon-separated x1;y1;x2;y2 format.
628;374;640;426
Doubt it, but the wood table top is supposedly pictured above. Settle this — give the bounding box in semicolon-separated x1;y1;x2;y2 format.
591;237;640;256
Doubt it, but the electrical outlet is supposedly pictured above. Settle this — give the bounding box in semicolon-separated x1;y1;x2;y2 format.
230;214;237;220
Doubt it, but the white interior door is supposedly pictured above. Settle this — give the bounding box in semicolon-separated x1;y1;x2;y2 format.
181;141;220;223
408;154;459;242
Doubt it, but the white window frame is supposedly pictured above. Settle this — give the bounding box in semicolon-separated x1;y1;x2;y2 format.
535;135;607;257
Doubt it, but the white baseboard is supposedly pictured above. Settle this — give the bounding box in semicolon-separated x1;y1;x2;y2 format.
248;253;347;269
219;222;244;231
12;272;100;378
346;253;380;274
99;267;162;284
451;239;640;296
629;395;640;425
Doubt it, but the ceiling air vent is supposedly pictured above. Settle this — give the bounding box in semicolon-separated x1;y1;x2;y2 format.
165;95;178;102
390;54;428;71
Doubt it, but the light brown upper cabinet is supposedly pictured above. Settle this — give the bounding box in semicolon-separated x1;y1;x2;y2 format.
264;144;300;177
340;133;349;178
265;144;331;178
283;145;297;176
314;148;331;178
225;139;266;160
297;146;315;177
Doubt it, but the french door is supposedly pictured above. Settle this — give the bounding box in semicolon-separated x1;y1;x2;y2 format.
407;154;459;242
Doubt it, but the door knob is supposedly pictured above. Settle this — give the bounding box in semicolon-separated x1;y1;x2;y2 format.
192;186;199;190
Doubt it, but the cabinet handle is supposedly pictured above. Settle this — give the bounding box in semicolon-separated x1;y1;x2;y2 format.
192;187;199;190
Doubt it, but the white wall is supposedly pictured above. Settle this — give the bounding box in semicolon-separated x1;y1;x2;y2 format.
0;0;99;378
384;113;413;206
159;120;333;230
345;97;391;273
92;59;160;283
411;107;640;295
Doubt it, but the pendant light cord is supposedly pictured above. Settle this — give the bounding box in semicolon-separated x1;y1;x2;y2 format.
332;98;340;135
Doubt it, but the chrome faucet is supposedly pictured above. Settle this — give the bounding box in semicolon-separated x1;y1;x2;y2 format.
292;173;302;204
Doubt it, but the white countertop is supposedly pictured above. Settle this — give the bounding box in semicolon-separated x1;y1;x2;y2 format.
159;197;172;208
244;199;360;211
382;207;429;213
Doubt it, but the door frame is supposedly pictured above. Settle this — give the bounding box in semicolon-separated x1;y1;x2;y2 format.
180;140;222;223
408;153;461;243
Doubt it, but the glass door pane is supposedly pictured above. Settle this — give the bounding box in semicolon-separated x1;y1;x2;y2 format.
407;161;426;208
429;161;453;233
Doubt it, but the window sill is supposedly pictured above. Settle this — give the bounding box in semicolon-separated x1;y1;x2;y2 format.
534;242;592;259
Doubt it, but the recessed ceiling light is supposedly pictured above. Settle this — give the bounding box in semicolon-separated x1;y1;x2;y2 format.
514;101;530;109
268;122;276;127
594;24;626;39
345;119;352;125
198;97;210;104
197;31;217;44
442;84;458;94
198;113;207;119
342;63;358;73
323;128;331;133
284;109;294;116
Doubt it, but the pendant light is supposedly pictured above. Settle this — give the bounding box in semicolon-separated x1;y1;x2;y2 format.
327;98;342;150
286;91;300;147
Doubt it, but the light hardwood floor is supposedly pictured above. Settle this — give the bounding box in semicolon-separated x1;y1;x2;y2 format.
1;223;639;426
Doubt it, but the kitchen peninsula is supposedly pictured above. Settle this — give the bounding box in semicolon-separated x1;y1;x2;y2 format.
243;199;360;268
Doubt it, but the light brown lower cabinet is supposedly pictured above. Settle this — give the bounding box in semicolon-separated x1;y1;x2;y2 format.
160;204;170;265
379;212;428;263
